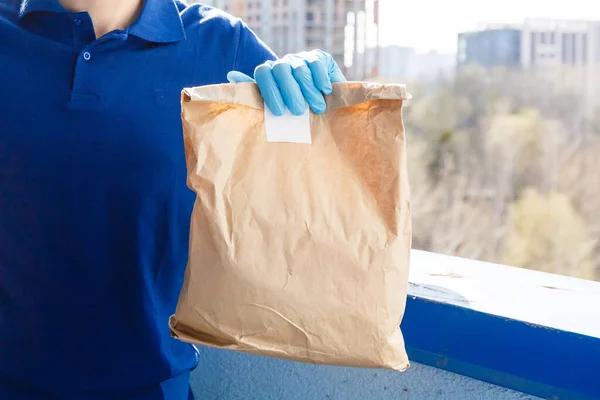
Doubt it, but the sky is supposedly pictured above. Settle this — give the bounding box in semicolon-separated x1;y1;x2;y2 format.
378;0;600;54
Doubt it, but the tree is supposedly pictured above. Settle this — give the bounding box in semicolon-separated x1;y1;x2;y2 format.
403;64;600;281
503;188;595;280
558;140;600;280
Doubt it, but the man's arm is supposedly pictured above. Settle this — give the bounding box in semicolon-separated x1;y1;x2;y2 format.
231;21;277;77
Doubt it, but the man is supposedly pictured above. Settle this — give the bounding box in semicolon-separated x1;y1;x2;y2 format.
0;0;346;399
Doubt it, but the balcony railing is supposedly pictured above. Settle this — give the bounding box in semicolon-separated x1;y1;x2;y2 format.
190;250;600;400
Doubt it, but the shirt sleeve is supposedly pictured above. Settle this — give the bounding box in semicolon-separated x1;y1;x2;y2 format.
232;21;278;76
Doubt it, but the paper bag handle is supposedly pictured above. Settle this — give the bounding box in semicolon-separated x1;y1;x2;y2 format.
182;82;411;111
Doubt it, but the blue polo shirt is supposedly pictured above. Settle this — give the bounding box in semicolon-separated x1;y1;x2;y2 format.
0;1;275;399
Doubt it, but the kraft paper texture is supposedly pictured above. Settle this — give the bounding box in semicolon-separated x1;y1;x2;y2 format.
170;82;412;371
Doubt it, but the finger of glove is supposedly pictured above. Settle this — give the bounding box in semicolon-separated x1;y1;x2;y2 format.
316;50;347;83
226;71;255;83
328;64;347;83
254;62;286;116
272;61;307;116
307;57;332;95
293;63;327;114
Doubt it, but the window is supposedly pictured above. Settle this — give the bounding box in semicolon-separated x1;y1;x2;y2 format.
458;37;467;63
571;33;577;64
530;32;536;65
582;33;588;64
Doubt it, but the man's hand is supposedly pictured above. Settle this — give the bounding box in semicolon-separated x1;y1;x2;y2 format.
227;50;346;116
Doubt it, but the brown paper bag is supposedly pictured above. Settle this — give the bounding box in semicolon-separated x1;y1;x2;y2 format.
170;82;412;371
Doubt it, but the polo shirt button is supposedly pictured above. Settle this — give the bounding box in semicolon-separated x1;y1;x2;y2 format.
73;18;82;26
83;51;91;61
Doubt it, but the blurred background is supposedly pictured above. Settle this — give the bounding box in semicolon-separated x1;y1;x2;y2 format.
191;0;600;282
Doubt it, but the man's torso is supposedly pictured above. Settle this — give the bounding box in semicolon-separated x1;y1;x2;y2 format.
0;1;274;398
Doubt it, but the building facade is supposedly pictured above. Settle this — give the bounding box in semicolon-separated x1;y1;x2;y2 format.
457;19;600;69
457;28;521;68
190;0;378;80
373;46;454;82
457;19;600;121
520;19;600;68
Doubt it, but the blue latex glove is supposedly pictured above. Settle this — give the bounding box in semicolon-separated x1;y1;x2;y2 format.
227;50;346;116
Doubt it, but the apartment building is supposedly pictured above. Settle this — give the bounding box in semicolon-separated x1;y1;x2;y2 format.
375;46;455;82
457;19;600;69
457;27;522;68
458;19;600;117
520;19;600;68
189;0;378;80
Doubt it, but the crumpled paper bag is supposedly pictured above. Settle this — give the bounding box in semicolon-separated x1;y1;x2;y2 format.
170;82;412;371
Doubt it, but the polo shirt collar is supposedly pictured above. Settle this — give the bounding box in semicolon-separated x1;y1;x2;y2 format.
19;0;186;43
19;0;66;16
129;0;187;43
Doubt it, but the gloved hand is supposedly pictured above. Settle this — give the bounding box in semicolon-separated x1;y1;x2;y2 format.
227;50;346;116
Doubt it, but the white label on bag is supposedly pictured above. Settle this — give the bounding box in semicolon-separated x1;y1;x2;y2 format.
264;103;312;144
